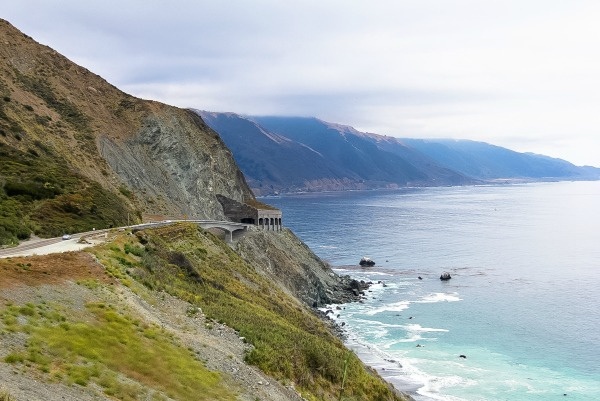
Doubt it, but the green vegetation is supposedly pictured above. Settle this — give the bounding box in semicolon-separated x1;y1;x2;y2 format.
0;197;30;244
94;225;402;401
0;389;15;401
119;185;135;199
0;144;133;244
0;302;234;401
0;68;138;245
124;242;145;256
13;70;90;132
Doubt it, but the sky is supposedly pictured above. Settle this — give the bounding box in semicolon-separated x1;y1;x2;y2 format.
4;1;600;166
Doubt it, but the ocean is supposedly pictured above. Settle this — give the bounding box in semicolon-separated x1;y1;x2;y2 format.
262;181;600;401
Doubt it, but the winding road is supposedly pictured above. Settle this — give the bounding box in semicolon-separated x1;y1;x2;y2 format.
0;220;250;259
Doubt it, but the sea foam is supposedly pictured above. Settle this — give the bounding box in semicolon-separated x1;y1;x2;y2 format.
364;301;410;315
417;292;462;303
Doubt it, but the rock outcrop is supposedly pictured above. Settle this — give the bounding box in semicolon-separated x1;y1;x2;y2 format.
98;109;252;219
235;228;364;307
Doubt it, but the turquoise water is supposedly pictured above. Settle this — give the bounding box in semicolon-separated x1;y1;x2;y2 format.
264;181;600;401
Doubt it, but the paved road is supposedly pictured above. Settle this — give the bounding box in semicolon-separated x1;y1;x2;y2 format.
0;220;249;259
0;229;110;258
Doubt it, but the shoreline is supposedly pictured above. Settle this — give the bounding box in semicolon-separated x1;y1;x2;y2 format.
320;279;438;401
320;274;424;401
255;177;600;198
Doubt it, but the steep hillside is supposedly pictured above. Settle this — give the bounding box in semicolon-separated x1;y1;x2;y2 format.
0;224;409;401
0;19;253;245
399;139;600;180
198;113;470;194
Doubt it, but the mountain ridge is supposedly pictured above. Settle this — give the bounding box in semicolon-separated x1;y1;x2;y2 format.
197;112;599;194
198;112;472;195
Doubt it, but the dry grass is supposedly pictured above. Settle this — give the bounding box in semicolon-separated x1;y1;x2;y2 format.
0;389;15;401
0;252;112;288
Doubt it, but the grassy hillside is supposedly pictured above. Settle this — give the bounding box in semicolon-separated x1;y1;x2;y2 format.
93;224;406;401
0;133;134;244
0;225;408;401
0;20;141;244
1;302;234;401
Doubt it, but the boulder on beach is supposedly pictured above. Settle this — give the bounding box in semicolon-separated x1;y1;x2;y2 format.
440;272;452;281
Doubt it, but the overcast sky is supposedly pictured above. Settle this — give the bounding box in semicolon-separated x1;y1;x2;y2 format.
4;1;600;166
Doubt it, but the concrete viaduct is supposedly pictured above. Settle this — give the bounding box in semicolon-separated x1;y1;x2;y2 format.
130;220;252;243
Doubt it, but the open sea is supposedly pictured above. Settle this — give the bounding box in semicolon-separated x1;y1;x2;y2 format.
263;181;600;401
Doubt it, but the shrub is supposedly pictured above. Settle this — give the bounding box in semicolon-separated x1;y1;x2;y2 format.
4;180;61;200
118;185;134;199
124;242;144;257
0;390;15;401
4;353;25;364
14;70;90;132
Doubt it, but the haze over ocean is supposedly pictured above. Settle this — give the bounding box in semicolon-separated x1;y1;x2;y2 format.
264;181;600;401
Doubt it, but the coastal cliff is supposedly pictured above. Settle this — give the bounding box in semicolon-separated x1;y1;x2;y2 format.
236;228;361;307
0;224;409;401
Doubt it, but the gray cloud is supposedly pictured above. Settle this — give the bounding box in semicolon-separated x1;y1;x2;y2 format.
4;0;600;166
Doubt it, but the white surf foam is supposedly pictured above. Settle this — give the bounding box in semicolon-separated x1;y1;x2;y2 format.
417;292;462;303
405;324;449;333
364;301;410;315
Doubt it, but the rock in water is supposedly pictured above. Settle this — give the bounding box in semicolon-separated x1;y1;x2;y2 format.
359;257;375;267
440;272;452;281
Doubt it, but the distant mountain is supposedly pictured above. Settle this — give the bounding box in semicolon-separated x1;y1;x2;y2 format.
194;111;351;194
196;112;471;194
197;112;599;194
399;139;600;180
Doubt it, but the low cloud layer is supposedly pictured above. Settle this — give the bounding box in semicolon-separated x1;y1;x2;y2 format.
4;0;600;165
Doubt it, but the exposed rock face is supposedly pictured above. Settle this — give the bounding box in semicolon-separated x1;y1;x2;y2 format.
235;228;363;307
440;272;452;281
99;109;253;219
